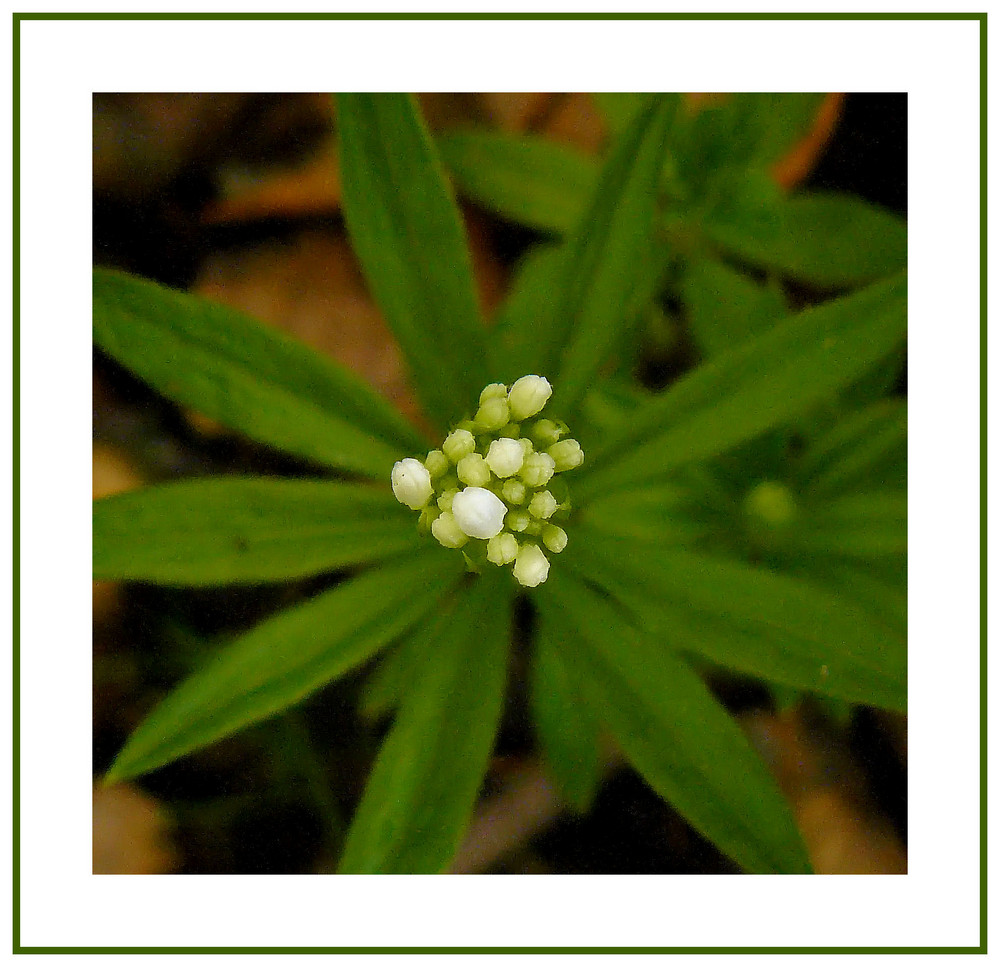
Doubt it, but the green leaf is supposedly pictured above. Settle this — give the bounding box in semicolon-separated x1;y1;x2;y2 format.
93;477;422;585
703;188;908;289
547;95;677;415
579;482;710;545
796;399;907;498
358;609;439;720
538;569;812;874
336;93;489;429
682;256;787;357
795;491;907;557
93;269;427;477
105;550;464;781
592;92;658;138
577;273;907;501
531;624;602;812
568;533;907;711
438;129;596;235
338;572;511;873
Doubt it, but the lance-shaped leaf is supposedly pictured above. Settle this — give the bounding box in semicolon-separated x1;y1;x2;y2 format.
336;93;489;429
795;491;907;557
577;273;907;501
438;130;596;235
93;477;422;585
544;95;676;415
338;572;511;873
104;550;464;782
538;569;812;874
568;532;907;712
796;399;907;498
531;622;602;812
93;270;426;477
703;187;907;289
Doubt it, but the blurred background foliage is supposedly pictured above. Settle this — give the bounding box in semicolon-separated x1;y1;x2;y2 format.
93;92;906;875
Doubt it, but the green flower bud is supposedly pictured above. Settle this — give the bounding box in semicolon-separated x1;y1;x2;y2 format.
542;523;568;554
506;509;531;532
479;382;508;405
431;511;468;548
520;451;556;488
529;418;564;448
486;532;519;566
528;490;558;520
443;428;476;464
513;543;550;587
424;449;450;480
437;489;459;513
508;375;552;420
547;438;584;472
474;395;510;432
457;452;492;487
501;478;527;505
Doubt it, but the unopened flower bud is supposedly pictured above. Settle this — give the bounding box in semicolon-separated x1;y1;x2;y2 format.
451;486;507;540
443;428;476;464
391;458;433;510
431;511;468;548
506;509;531;532
479;382;508;405
528;490;558;520
437;489;459;513
424;449;450;479
485;438;524;478
486;532;519;566
520;452;556;488
475;396;510;431
542;523;568;554
513;543;550;587
547;439;584;472
508;375;552;420
529;419;564;448
457;452;491;487
501;478;527;504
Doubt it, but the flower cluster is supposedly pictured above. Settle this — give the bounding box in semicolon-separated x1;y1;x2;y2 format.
390;376;584;587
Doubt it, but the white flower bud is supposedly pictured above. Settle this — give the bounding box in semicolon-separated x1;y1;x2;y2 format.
486;532;518;566
513;543;550;588
451;486;507;540
542;523;568;554
528;490;558;520
519;451;556;488
547;438;585;472
391;458;433;510
442;428;476;464
485;438;524;478
431;511;468;548
508;375;552;420
501;478;526;504
457;452;491;487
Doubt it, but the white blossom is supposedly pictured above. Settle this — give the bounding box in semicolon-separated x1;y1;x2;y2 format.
391;458;433;510
451;487;507;540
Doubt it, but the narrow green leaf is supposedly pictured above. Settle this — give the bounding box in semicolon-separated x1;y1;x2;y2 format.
336;93;489;428
548;95;676;415
703;188;907;289
93;477;422;585
579;482;710;545
531;623;602;812
577;273;907;501
358;609;439;720
438;130;596;235
592;92;655;138
338;573;511;873
93;270;427;476
539;569;812;874
568;532;907;711
796;399;907;498
795;491;907;557
682;256;787;357
105;550;464;781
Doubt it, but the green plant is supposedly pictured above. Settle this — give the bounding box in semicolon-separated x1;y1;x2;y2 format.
94;93;906;874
